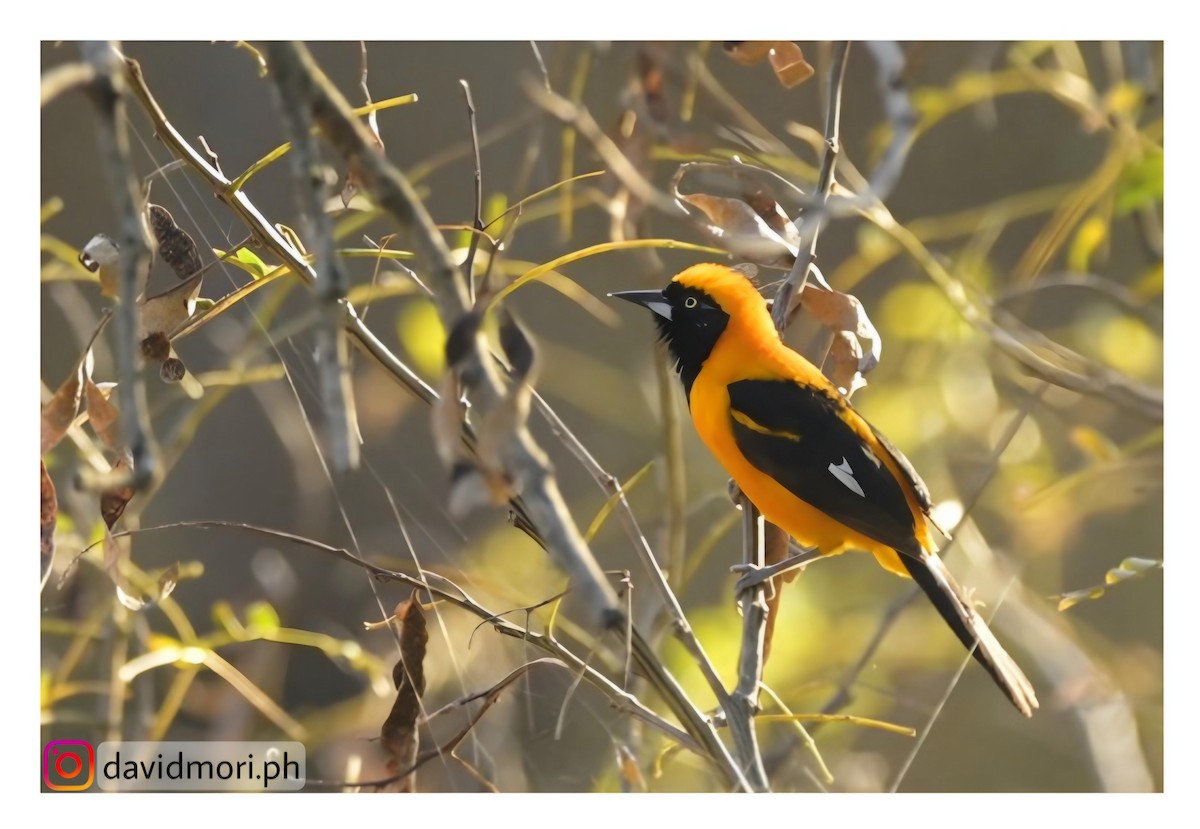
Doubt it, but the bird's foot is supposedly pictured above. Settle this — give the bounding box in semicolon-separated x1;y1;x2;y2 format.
731;546;825;595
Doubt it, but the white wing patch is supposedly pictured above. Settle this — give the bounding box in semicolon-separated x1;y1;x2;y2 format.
828;456;866;497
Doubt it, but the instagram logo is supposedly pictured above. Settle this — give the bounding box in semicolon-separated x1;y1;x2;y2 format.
44;740;94;791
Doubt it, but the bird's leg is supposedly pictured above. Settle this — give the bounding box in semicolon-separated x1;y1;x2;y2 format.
731;543;826;594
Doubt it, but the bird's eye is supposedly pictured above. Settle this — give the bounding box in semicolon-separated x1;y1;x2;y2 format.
684;296;698;309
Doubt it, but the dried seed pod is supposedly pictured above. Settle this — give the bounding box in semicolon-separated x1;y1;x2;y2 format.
160;357;186;383
147;204;202;280
140;332;171;362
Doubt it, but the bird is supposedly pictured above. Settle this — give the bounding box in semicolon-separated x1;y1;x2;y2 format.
612;262;1038;717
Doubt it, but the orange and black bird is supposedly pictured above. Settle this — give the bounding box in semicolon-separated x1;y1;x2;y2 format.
613;263;1038;716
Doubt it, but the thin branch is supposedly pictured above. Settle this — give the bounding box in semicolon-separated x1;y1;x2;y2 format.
527;385;734;718
80;520;696;754
771;41;850;332
528;41;552;91
459;80;484;303
266;42;360;472
264;42;746;789
727;499;770;791
81;41;155;491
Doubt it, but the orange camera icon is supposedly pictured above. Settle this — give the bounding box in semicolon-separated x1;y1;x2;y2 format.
44;740;95;791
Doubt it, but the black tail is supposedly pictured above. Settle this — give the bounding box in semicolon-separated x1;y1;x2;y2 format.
900;550;1038;717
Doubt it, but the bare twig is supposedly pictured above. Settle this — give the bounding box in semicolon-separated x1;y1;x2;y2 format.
266;42;360;472
459;80;484;302
771;41;850;332
81;41;155;491
528;41;552;91
727;498;771;791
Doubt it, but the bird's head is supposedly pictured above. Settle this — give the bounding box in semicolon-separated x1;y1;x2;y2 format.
611;263;771;395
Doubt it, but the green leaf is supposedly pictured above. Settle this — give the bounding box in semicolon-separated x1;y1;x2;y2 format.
214;247;270;280
1115;150;1163;216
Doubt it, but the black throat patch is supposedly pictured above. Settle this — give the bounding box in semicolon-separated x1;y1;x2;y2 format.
654;284;729;402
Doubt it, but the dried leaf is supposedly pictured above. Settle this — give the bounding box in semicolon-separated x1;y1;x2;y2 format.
381;592;428;792
799;281;882;396
724;41;814;88
767;41;815;88
139;272;203;341
681;192;796;267
40;460;57;582
147;204;202;280
41;358;86;456
84;380;120;449
100;453;135;529
79;233;121;298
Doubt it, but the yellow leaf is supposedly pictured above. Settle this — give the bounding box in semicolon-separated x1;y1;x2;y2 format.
396;299;447;378
1068;214;1108;273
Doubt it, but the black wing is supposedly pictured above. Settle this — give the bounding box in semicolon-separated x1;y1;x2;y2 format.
727;379;922;555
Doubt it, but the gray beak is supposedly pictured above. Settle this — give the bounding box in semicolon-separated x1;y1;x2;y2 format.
610;290;672;321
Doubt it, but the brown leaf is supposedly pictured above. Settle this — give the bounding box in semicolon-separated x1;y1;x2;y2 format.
85;380;120;449
723;42;815;88
79;234;121;298
100;453;135;529
140;272;203;341
147;204;202;280
41;359;86;456
381;592;428;792
41;314;111;455
799;282;882;396
681;192;796;267
767;42;815;88
40;460;57;582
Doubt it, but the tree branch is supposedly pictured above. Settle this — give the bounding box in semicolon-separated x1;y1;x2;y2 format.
266;42;360;472
771;41;850;332
82;41;155;491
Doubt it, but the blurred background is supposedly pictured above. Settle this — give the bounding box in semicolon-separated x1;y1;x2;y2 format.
40;41;1163;792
